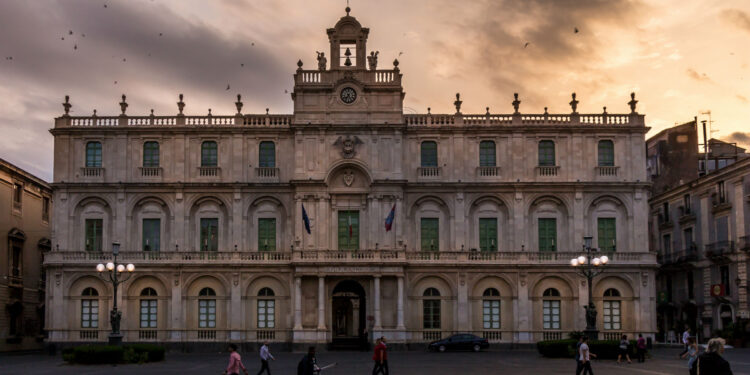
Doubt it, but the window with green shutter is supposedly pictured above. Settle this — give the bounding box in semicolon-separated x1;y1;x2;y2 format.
201;141;218;167
85;219;103;252
420;141;438;167
200;218;219;251
259;141;276;168
337;211;359;251
143;141;160;167
538;218;556;252
598;140;614;166
479;141;496;167
597;217;616;251
423;288;441;329
420;218;439;251
86;141;102;167
538;140;555;166
258;218;276;251
142;218;160;251
479;218;498;251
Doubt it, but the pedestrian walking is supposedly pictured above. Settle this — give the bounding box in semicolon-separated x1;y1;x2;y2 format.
372;336;389;375
297;346;320;375
679;326;691;357
691;337;733;375
636;333;647;363
617;334;632;364
681;336;698;371
257;341;275;375
223;343;249;375
575;336;584;372
576;336;597;375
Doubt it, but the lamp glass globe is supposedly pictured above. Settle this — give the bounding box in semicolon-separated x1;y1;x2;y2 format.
116;264;125;272
600;255;609;264
126;264;135;272
570;259;579;266
592;258;601;266
106;262;115;271
96;264;105;272
577;256;586;264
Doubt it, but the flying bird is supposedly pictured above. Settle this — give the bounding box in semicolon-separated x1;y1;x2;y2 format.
104;4;107;8
284;89;288;93
69;30;73;35
74;44;78;50
82;33;86;37
226;84;230;90
251;42;255;46
159;33;163;37
5;57;12;60
61;37;65;40
398;51;403;56
524;42;530;48
114;80;118;84
241;63;244;67
122;58;126;62
574;27;579;33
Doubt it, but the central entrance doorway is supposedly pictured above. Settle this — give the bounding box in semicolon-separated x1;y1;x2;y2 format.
331;280;367;350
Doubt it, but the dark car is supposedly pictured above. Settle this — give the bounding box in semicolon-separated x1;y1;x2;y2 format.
428;334;489;352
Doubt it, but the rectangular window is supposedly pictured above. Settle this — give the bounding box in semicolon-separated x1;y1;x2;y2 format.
538;141;555;166
85;219;103;252
478;218;498;251
666;275;673;302
542;300;560;329
259;142;276;168
482;300;500;329
86;142;102;167
716;216;729;242
258;218;276;251
257;300;275;328
337;211;360;251
423;299;440;329
420;141;438;167
42;197;50;221
420;218;439;251
683;228;693;251
538;218;557;252
683;194;691;213
140;300;157;328
687;271;695;299
597;218;616;252
142;219;161;251
200;218;219;251
479;141;496;167
721;266;730;296
201;141;218;167
198;299;216;328
662;234;671;254
718;181;726;203
13;183;22;205
143;142;160;167
598;140;615;166
81;299;99;328
603;300;621;330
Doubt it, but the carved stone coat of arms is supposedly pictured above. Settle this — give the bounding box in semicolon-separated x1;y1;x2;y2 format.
333;135;363;159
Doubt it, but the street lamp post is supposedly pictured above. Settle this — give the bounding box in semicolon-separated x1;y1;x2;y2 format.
570;236;609;340
96;242;135;345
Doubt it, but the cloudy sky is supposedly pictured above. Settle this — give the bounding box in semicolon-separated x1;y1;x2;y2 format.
1;0;749;181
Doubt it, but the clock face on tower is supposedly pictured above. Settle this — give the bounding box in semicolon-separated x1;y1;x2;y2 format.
340;87;357;104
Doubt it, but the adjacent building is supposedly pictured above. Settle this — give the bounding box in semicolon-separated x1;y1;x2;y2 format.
648;122;750;342
45;9;657;348
1;157;51;351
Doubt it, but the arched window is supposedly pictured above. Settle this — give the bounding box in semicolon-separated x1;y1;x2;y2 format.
198;287;216;329
86;141;102;167
542;288;560;330
201;141;218;167
257;287;275;329
140;288;158;329
603;288;621;330
479;140;496;167
482;288;501;329
81;287;99;329
143;141;160;167
538;140;555;166
598;140;614;167
259;141;276;168
423;287;441;329
420;141;438;167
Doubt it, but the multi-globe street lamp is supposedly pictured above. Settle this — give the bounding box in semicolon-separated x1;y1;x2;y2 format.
96;242;135;345
570;236;609;340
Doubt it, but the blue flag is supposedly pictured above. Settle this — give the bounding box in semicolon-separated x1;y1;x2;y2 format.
302;204;311;234
384;204;396;232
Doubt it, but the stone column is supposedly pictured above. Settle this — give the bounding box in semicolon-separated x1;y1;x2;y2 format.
397;276;405;329
294;277;302;330
170;273;182;341
317;276;326;329
457;272;469;331
230;273;242;340
373;276;382;330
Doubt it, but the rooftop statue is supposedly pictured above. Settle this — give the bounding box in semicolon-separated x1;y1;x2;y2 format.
317;52;327;71
367;51;379;70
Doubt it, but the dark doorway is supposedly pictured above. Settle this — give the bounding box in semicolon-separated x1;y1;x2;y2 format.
331;280;366;350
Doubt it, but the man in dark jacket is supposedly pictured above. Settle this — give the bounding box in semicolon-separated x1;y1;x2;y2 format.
691;337;733;375
298;346;319;375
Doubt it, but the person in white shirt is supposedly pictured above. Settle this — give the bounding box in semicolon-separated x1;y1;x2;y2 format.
576;336;597;375
679;327;691;357
257;341;275;375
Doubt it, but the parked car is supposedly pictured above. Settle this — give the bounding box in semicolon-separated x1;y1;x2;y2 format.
428;334;489;352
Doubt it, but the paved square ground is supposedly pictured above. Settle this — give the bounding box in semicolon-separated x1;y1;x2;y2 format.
2;347;749;374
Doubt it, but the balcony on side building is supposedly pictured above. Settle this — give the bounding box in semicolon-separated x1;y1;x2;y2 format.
476;166;501;178
678;205;696;224
255;167;280;182
595;166;619;177
417;167;441;180
740;235;750;252
80;167;104;179
198;166;221;178
705;241;735;261
139;167;162;178
536;165;560;177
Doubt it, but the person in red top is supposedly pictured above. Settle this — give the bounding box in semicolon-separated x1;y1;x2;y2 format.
372;336;389;375
223;343;248;375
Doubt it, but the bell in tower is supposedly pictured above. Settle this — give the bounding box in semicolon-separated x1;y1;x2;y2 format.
326;7;370;70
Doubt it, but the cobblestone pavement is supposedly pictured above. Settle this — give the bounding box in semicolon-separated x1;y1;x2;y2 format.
2;347;749;375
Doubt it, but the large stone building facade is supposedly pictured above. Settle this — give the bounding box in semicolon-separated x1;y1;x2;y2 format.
1;157;51;351
45;10;657;348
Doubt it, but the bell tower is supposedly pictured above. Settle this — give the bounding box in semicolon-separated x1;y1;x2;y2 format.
327;6;369;70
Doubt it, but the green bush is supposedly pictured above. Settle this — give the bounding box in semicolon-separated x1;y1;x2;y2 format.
63;344;166;364
537;339;638;360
